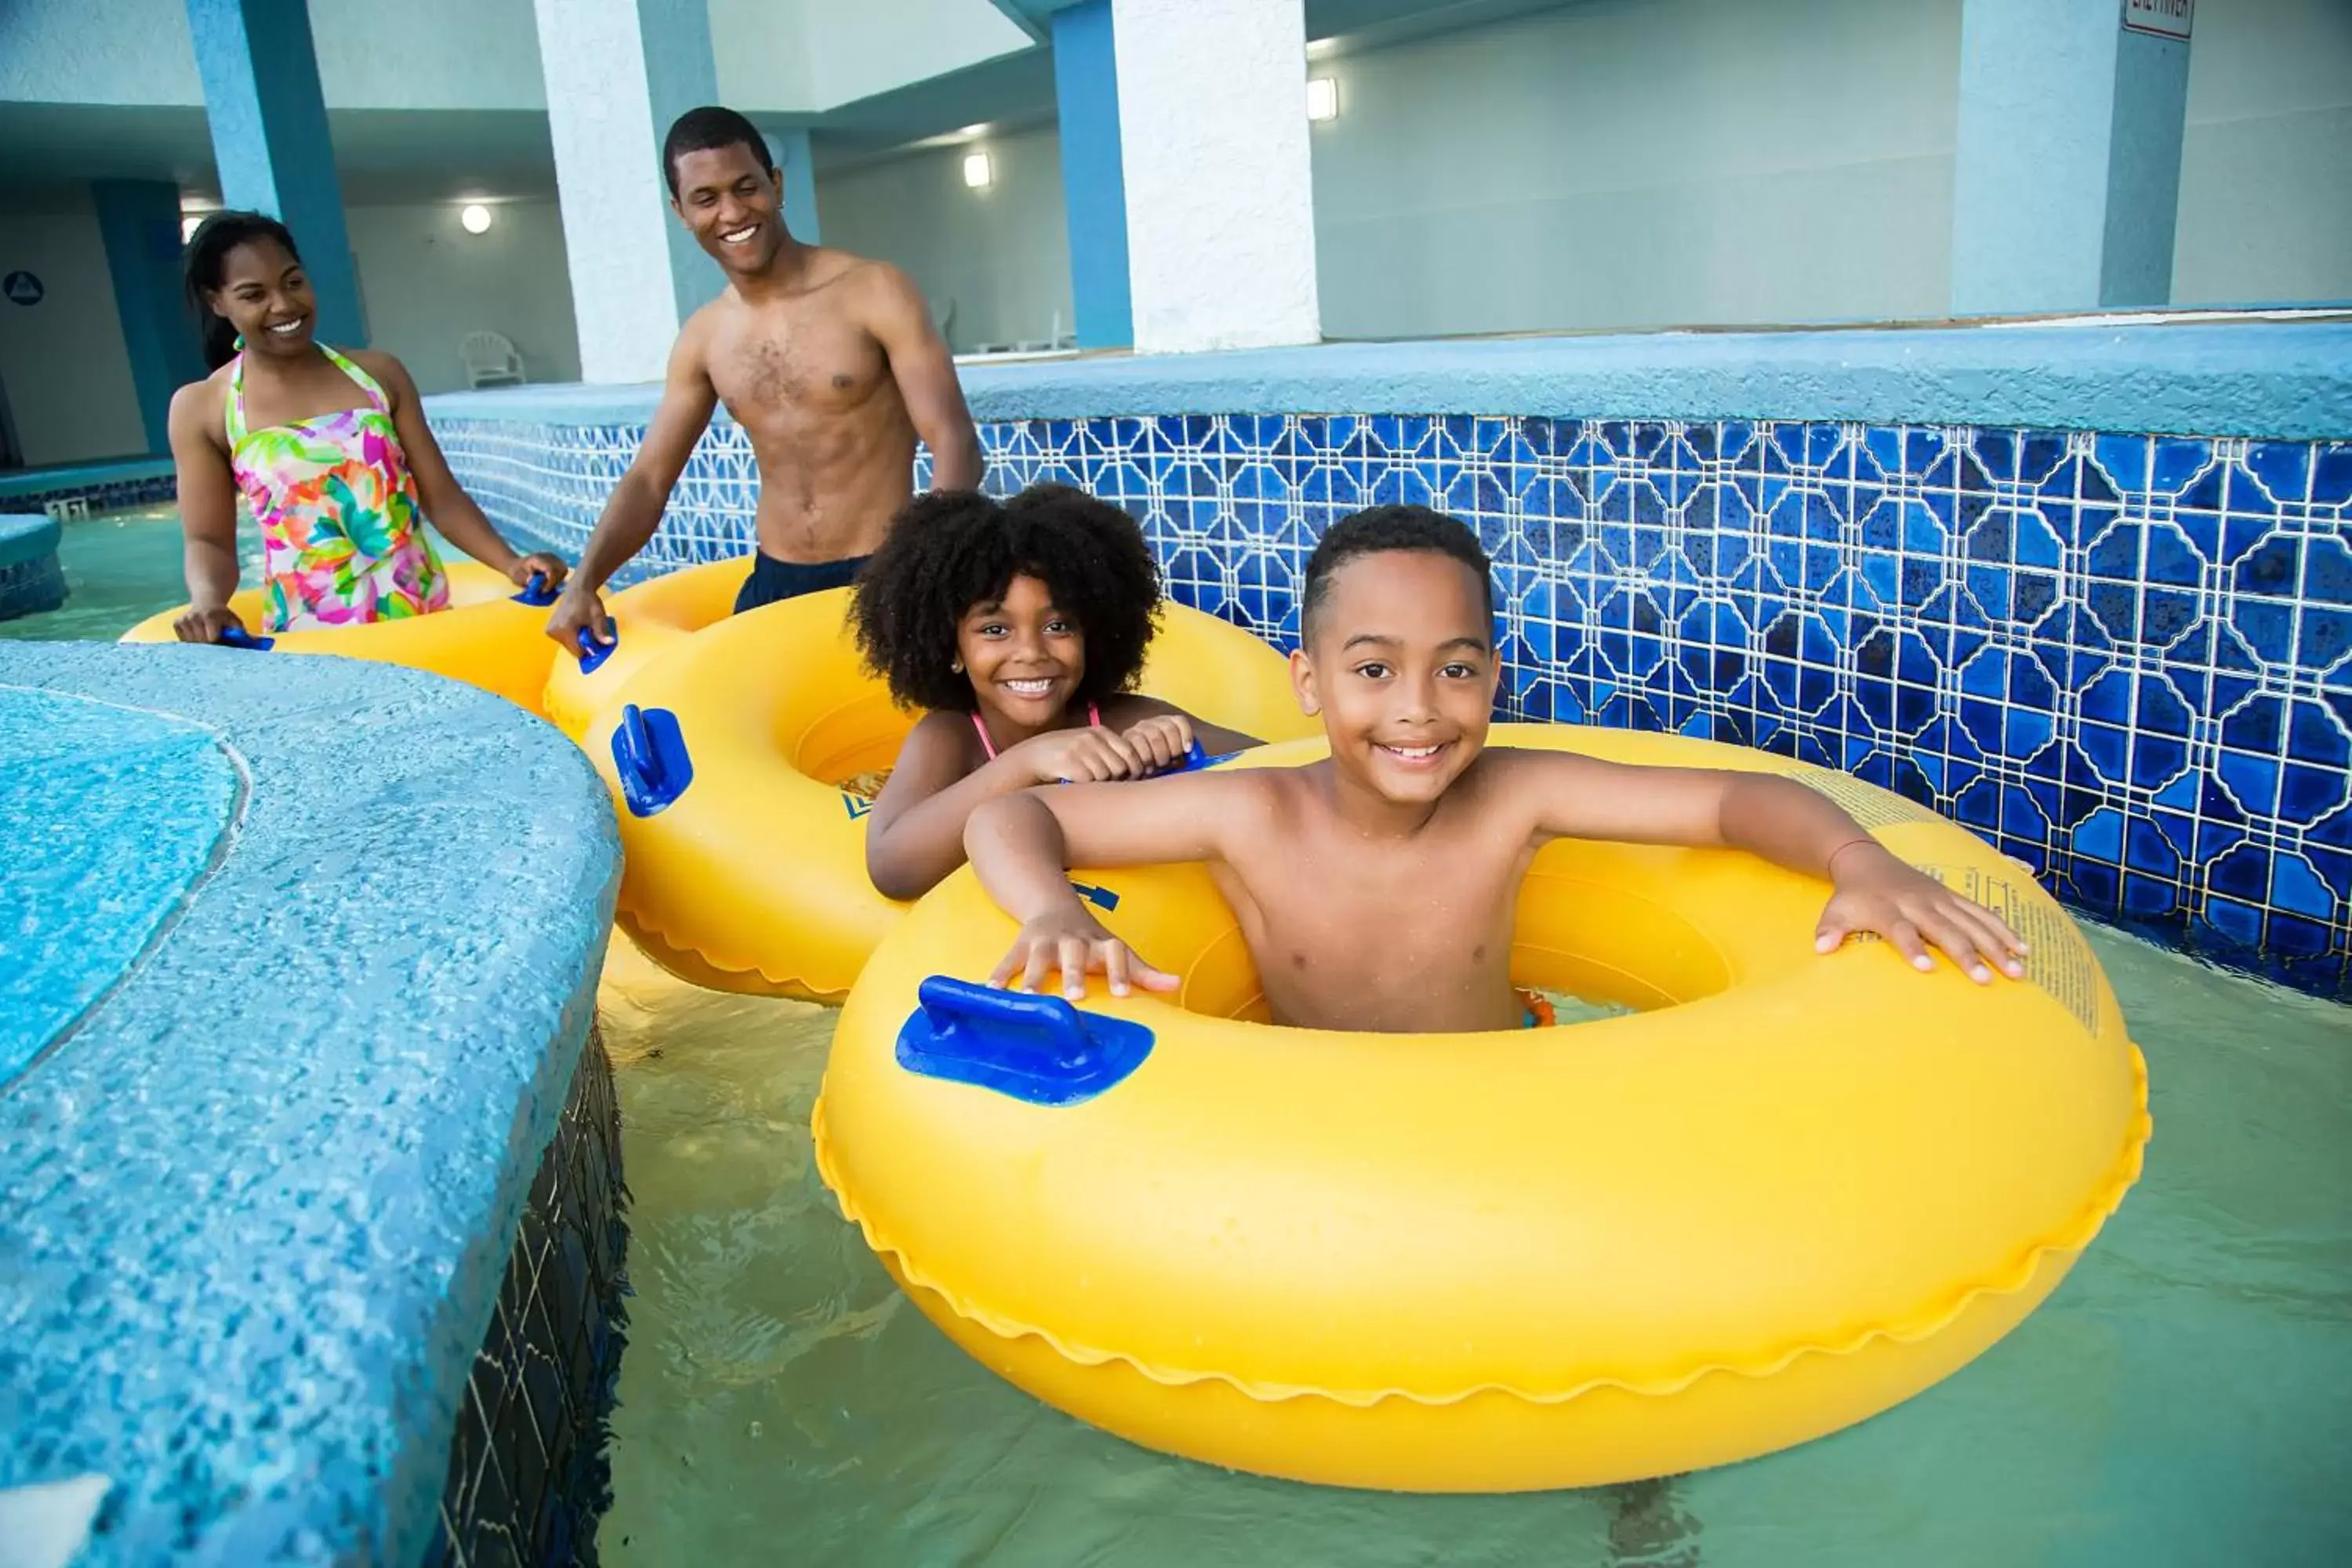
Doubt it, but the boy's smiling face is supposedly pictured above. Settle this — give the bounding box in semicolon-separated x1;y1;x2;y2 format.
1293;549;1500;807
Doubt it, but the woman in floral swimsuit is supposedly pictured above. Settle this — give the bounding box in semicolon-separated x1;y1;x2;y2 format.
167;211;568;643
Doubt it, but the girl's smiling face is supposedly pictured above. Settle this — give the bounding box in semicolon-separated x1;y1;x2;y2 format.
958;573;1087;738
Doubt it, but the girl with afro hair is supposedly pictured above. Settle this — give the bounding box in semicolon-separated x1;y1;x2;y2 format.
852;485;1261;899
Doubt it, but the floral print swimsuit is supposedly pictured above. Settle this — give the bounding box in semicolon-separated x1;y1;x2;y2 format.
227;345;450;633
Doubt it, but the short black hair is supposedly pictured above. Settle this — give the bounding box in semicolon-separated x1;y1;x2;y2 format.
662;106;774;198
851;485;1165;713
182;209;301;370
1301;505;1495;641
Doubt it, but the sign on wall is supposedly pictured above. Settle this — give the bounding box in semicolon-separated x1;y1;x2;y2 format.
2;271;42;307
2122;0;2193;41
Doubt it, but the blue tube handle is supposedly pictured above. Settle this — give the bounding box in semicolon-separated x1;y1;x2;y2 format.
611;701;692;816
895;975;1156;1106
619;702;660;788
918;977;1094;1058
1054;737;1211;786
575;621;619;674
216;626;275;651
510;570;561;608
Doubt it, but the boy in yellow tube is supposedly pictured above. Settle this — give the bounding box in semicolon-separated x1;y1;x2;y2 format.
964;505;2026;1033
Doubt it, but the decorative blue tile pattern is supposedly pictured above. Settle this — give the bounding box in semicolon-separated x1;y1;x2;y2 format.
438;415;2352;1000
431;1034;625;1568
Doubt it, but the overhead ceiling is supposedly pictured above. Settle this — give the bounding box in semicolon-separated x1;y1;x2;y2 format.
0;104;562;209
0;0;1577;210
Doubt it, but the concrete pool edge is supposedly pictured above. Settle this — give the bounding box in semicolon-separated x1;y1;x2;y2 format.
426;319;2352;441
0;463;177;521
0;645;622;1565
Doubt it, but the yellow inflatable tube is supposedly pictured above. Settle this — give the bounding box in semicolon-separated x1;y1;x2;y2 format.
541;555;749;739
122;559;559;715
586;587;1319;1004
815;724;2150;1491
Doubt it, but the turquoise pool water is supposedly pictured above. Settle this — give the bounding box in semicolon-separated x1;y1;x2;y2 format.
0;505;256;643
595;929;2350;1567
17;525;2348;1562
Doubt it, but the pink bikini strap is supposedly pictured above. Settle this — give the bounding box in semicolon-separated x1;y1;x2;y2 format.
972;702;1103;764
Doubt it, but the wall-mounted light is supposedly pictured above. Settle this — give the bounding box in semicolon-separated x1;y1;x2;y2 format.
180;213;205;242
963;151;993;189
459;202;494;234
1306;76;1339;122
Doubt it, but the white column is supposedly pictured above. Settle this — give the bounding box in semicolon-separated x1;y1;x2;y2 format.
1111;0;1321;353
532;0;722;383
1950;0;2192;314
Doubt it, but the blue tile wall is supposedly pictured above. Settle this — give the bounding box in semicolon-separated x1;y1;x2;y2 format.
440;414;2352;1000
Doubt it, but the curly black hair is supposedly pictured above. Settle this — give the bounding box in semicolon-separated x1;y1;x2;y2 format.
1301;504;1494;640
851;485;1165;713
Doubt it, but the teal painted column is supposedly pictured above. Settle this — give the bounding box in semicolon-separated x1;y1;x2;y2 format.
631;0;724;326
183;0;365;347
1951;0;2192;315
534;0;723;382
93;181;209;454
775;129;822;246
1052;0;1131;350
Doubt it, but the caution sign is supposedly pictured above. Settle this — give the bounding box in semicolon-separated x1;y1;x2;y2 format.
2123;0;2192;42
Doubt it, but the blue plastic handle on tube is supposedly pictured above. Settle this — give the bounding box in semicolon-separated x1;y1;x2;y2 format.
1055;737;1214;785
894;976;1155;1106
575;622;619;674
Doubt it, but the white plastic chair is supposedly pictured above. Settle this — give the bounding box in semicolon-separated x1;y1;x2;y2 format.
460;331;524;389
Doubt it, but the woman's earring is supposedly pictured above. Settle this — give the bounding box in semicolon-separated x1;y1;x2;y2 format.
951;658;964;673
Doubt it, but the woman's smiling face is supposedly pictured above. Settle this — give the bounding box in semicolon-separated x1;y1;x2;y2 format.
209;238;317;359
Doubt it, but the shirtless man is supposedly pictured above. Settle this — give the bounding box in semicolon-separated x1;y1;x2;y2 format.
965;506;2027;1029
546;106;982;651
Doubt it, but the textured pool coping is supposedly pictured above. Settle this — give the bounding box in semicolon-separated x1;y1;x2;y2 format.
426;318;2352;441
0;459;175;504
0;644;620;1566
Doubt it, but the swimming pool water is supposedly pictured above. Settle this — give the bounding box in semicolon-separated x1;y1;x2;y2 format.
19;510;2345;1559
593;930;2350;1567
0;506;256;643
